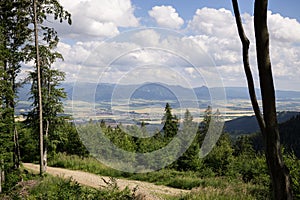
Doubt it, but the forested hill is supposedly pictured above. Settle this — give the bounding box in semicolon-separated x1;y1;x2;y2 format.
225;111;300;135
279;115;300;157
246;115;300;158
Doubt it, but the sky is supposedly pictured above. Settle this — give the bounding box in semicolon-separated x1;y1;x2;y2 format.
41;0;300;91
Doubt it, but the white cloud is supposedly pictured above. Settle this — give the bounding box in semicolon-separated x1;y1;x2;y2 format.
186;7;300;91
187;7;236;37
51;5;300;91
268;11;300;43
54;0;139;40
148;6;184;29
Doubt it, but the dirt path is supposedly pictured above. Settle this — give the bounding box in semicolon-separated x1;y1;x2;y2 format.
23;163;189;200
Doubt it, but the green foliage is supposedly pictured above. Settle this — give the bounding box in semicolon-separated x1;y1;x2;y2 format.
284;152;300;199
279;115;300;158
28;176;86;200
26;66;68;152
203;134;234;176
175;109;201;171
0;0;33;169
27;176;134;200
48;153;123;177
162;103;179;139
0;67;14;168
19;126;39;163
19;122;89;163
55;122;89;157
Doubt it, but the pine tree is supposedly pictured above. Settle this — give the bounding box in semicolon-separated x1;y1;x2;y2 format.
0;62;14;168
161;103;178;139
175;109;201;171
0;0;32;169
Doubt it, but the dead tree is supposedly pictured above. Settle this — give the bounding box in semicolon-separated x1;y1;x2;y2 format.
231;0;293;199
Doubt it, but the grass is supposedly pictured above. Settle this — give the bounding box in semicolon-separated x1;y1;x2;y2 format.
1;171;136;200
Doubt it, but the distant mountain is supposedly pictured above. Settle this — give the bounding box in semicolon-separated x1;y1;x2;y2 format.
225;111;300;136
66;82;300;102
17;82;300;103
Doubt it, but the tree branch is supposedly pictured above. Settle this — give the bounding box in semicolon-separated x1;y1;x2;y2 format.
231;0;266;136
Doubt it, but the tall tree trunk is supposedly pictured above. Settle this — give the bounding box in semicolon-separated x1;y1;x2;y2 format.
43;75;51;172
254;1;292;199
44;120;49;172
232;0;293;199
0;159;4;193
13;127;20;169
12;78;20;169
33;0;44;176
0;160;2;193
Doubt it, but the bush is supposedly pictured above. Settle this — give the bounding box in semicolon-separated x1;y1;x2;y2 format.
284;152;300;199
28;176;135;200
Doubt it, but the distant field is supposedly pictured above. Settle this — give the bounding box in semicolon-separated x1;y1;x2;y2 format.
65;99;260;125
17;97;298;126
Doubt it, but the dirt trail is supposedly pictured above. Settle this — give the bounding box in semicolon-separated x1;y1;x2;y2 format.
23;163;189;200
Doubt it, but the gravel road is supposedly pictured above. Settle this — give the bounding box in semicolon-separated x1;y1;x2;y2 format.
23;163;189;200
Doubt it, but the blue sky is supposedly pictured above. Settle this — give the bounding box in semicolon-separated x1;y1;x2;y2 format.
42;0;300;91
132;0;300;22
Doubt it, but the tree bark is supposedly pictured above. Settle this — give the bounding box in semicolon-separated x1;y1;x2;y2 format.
0;161;2;193
0;159;4;193
231;0;265;132
44;120;49;172
232;0;293;199
254;1;293;199
33;0;44;176
13;127;20;169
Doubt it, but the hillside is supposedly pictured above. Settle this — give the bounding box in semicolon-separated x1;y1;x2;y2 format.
224;111;300;135
279;115;300;157
239;115;300;158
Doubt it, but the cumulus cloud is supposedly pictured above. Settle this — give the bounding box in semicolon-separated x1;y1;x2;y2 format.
50;4;300;91
148;5;184;29
268;11;300;43
53;0;139;40
187;7;236;36
186;7;300;90
53;28;218;87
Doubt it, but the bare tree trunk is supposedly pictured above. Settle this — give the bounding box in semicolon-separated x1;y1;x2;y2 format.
43;77;51;172
0;161;2;193
13;127;20;169
33;0;44;176
254;1;293;199
0;159;4;193
232;0;293;199
44;120;49;172
11;81;20;169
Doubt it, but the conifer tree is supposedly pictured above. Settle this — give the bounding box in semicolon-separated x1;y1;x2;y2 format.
161;103;178;139
0;0;31;169
176;109;200;171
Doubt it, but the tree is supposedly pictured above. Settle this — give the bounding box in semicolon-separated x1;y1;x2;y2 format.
0;0;31;169
175;109;201;171
28;0;71;175
231;0;292;198
203;133;234;176
161;103;178;139
0;62;14;169
32;0;44;176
